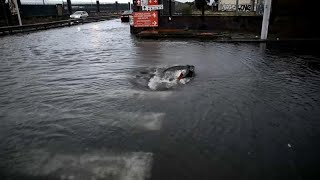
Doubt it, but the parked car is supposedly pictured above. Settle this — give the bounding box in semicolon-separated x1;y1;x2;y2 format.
121;10;133;22
70;11;89;19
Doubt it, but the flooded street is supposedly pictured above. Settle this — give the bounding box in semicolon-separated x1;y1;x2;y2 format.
0;19;319;180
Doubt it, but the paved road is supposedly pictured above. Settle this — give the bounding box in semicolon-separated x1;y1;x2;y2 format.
0;19;320;180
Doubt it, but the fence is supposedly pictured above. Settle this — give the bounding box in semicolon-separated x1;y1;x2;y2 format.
1;3;130;18
162;0;264;16
20;5;58;16
63;3;130;14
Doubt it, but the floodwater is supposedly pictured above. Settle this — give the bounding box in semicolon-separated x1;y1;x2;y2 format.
0;19;319;180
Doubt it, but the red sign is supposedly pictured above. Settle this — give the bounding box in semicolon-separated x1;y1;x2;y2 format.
133;11;158;27
148;0;158;5
136;0;141;6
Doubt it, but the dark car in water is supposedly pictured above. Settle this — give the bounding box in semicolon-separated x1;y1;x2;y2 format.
120;10;133;22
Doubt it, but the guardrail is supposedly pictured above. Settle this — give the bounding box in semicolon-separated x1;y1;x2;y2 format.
0;15;119;35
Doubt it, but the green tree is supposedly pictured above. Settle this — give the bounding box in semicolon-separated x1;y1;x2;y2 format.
181;6;192;15
195;0;209;16
185;1;194;7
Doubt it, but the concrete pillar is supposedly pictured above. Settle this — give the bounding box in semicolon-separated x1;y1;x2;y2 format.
261;0;271;39
251;0;255;12
56;4;63;16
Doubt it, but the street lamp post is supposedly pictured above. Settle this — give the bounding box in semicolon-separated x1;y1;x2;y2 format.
13;0;22;25
261;0;272;40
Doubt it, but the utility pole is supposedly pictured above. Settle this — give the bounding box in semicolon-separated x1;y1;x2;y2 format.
260;0;272;40
13;0;22;25
67;0;72;15
169;0;172;17
235;0;239;14
96;0;100;13
115;1;118;14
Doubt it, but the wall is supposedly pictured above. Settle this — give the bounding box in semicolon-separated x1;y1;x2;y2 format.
218;0;257;12
159;15;262;32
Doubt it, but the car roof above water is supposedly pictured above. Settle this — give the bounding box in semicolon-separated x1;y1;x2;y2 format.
122;10;133;15
74;11;87;13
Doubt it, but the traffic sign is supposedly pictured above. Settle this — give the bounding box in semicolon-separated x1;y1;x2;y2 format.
136;0;141;6
142;4;163;11
133;11;158;27
141;0;147;6
141;0;158;6
148;0;158;5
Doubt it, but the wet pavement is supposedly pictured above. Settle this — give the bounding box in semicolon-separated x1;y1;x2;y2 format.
0;19;320;180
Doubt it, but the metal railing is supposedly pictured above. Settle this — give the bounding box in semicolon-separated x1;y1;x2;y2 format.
0;15;118;35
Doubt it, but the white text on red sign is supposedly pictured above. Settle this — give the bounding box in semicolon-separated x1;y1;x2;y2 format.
133;11;158;27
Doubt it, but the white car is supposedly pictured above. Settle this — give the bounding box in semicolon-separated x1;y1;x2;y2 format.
70;11;89;19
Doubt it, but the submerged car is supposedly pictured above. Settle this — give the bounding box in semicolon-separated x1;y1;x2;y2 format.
70;11;89;19
121;10;133;22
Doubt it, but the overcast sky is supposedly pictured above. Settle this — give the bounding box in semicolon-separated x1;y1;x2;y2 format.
20;0;194;4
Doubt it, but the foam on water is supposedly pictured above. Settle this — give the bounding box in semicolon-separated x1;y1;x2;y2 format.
148;69;190;90
15;149;153;180
104;89;173;99
98;112;165;131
